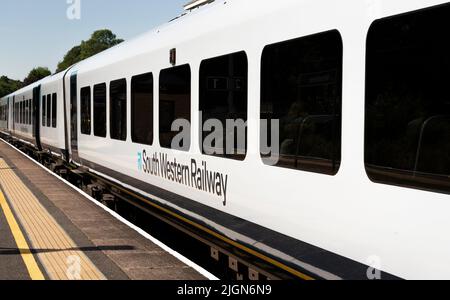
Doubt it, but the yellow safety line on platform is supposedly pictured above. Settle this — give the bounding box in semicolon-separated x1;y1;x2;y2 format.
0;159;105;280
0;190;45;280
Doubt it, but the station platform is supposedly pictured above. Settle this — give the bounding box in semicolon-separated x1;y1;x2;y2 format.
0;139;207;280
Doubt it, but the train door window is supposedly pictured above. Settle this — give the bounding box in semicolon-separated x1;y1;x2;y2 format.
110;79;127;141
24;100;27;124
28;99;31;125
23;100;26;124
52;94;57;128
42;95;46;127
131;72;153;145
26;100;28;124
199;52;248;160
159;64;191;151
94;83;107;138
80;87;91;135
260;30;343;175
46;94;51;127
365;4;450;194
27;99;31;124
20;101;23;124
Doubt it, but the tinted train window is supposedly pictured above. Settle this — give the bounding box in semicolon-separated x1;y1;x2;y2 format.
131;72;153;145
159;64;191;151
42;96;46;126
27;100;29;124
46;94;51;127
110;79;127;141
199;52;248;160
23;101;26;124
94;83;107;137
80;87;91;135
52;94;57;128
260;30;343;175
366;4;450;194
27;100;30;124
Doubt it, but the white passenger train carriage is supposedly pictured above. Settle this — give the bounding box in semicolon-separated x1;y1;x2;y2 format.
1;0;450;279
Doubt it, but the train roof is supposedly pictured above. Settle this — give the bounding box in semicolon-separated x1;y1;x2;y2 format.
1;71;65;100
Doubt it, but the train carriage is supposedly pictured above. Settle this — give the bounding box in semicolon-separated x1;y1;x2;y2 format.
1;0;450;279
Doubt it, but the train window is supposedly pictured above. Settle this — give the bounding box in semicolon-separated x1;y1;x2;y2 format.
42;95;46;127
46;94;51;127
52;94;57;128
94;83;107;138
23;100;27;124
131;72;153;145
27;99;30;125
199;51;248;160
365;4;450;194
260;30;343;175
26;100;29;124
110;79;127;141
25;100;27;124
80;87;91;135
159;64;191;151
20;101;23;124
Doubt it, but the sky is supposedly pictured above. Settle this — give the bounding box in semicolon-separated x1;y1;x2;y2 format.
0;0;187;80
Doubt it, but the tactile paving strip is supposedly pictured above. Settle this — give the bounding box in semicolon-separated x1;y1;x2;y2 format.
0;159;105;280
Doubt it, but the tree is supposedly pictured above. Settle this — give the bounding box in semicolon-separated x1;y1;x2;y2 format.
56;29;124;73
0;76;23;98
23;67;51;86
56;45;81;73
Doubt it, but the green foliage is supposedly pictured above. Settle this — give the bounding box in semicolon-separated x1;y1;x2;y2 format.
23;67;51;86
56;45;81;74
0;76;23;98
56;29;124;73
0;29;124;96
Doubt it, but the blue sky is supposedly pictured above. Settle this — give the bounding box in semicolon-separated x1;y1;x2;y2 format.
0;0;187;80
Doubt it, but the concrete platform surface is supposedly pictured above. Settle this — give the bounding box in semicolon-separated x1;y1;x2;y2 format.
0;140;207;280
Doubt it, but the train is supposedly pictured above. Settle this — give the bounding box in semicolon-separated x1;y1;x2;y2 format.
2;0;450;280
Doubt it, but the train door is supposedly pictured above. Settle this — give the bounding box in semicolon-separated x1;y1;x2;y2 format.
12;96;15;132
6;97;9;130
70;72;80;162
33;85;42;150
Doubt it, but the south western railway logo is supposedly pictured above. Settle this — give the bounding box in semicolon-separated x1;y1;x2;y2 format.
138;150;229;206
